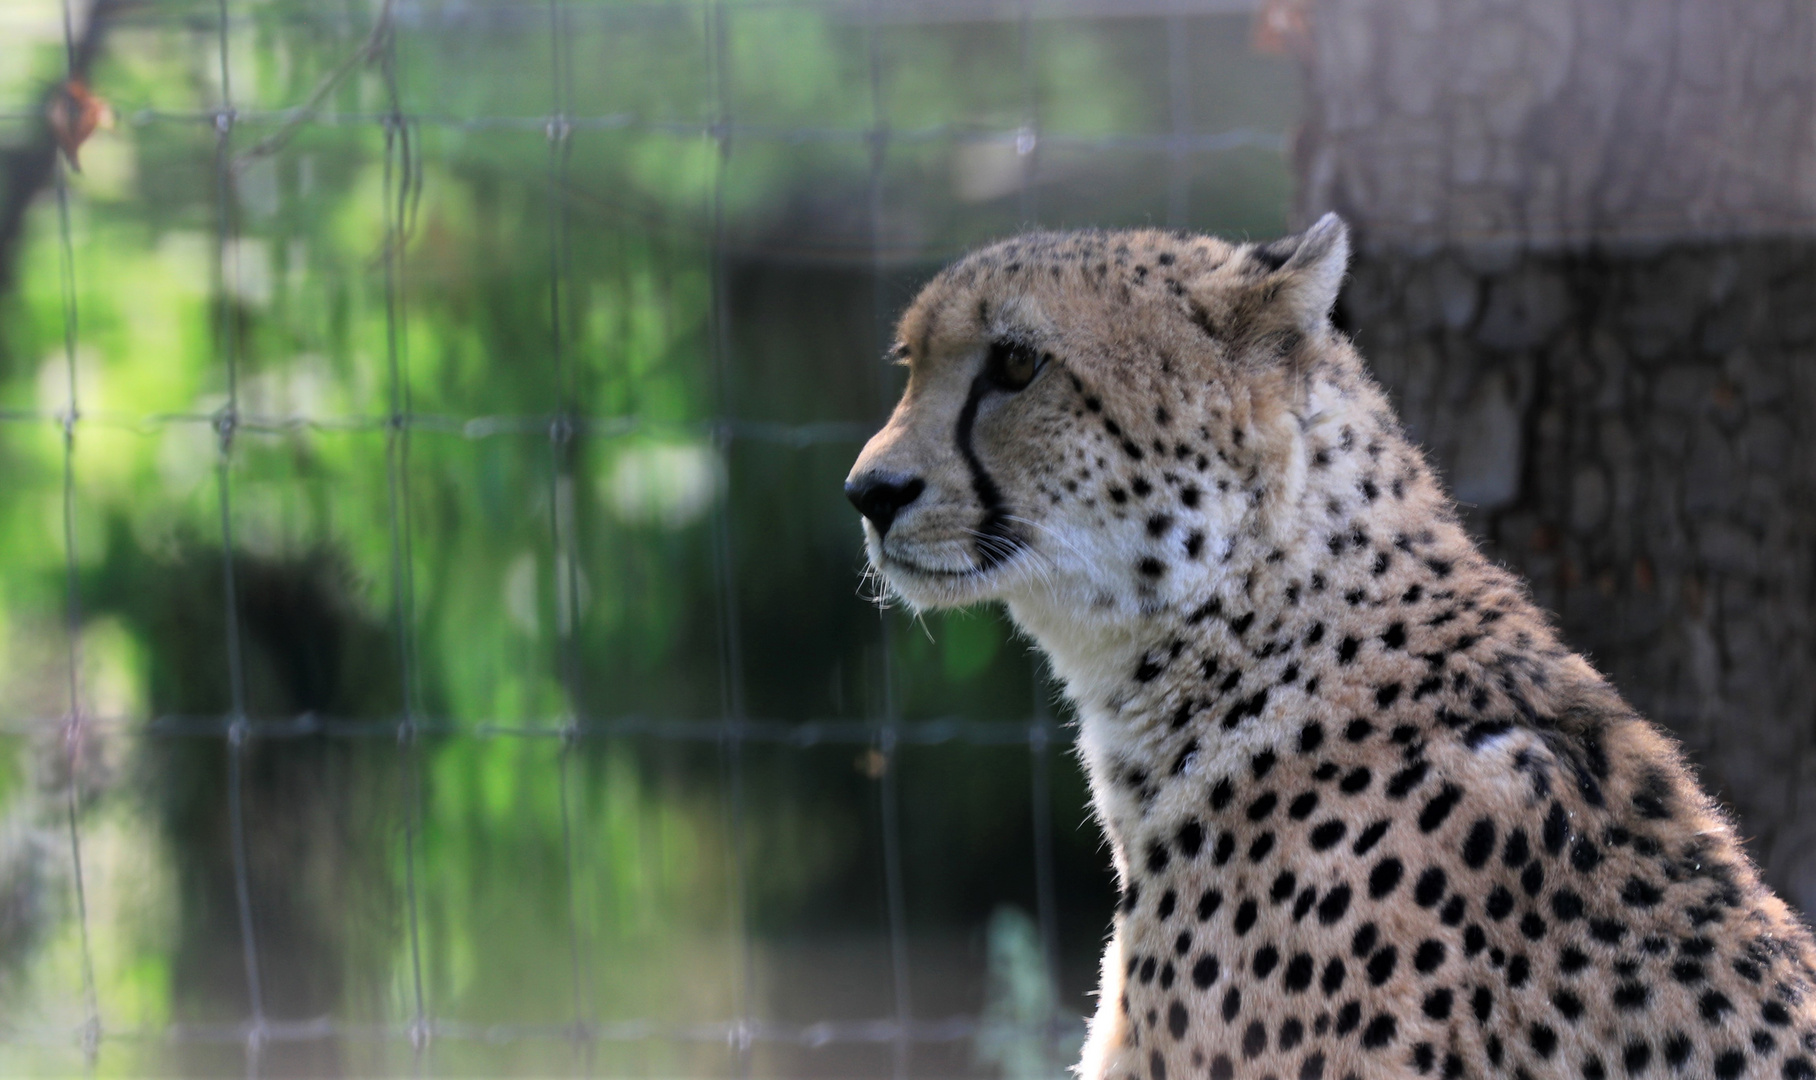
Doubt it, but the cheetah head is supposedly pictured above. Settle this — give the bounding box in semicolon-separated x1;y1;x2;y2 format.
846;214;1353;620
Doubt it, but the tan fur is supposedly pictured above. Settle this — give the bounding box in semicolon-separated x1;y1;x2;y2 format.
848;217;1816;1080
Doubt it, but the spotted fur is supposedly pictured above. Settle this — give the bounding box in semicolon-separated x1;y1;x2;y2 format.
846;215;1816;1080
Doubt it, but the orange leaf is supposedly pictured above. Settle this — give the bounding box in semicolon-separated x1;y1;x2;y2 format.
47;79;113;172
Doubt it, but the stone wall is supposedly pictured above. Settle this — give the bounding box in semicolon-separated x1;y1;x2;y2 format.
1293;0;1816;908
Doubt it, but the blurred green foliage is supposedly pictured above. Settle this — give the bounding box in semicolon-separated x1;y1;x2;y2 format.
0;1;1295;1075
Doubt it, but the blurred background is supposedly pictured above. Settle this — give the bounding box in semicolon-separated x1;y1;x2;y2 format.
0;0;1809;1076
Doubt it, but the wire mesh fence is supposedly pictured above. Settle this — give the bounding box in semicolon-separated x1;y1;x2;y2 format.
0;0;1305;1076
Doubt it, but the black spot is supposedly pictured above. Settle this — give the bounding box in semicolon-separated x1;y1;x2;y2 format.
1279;1016;1305;1050
1249;833;1275;861
1543;802;1570;855
1242;1019;1267;1058
1150;1050;1167;1080
1663;1033;1692;1068
1366;946;1398;985
1210;779;1233;810
1571;839;1603;873
1290;792;1320;819
1334;1002;1361;1035
1414;867;1446;906
1254;945;1280;978
1168;999;1188;1039
1361;1014;1397;1050
1423;988;1453;1020
1700;990;1733;1023
1485;887;1514;920
1472;986;1493;1023
1196;889;1223;920
1317;885;1352;925
1138;557;1166;578
1310;820;1347;850
1321;958;1346;995
1352;820;1390;855
1521;862;1545;897
1714;1051;1746;1079
1368;859;1404;900
1351;923;1378;957
1147;514;1173;537
1147;843;1170;873
1292;887;1316;921
1270;872;1297;904
1621;877;1664;908
1284;953;1314;992
1502;829;1530;867
1345;719;1375;742
1157;890;1177;919
1222;986;1241;1022
1550;889;1585;921
1375;683;1402;708
1340;767;1372;795
1233;899;1257;934
1299;722;1325;754
1185;532;1204;558
1417;784;1463;832
1529;1023;1558;1059
1248;792;1279;821
1177;821;1204;858
1337;637;1359;663
1461;819;1496;868
1622;1040;1651;1074
1520;912;1547;940
1192;954;1220;989
1385;761;1430;798
1413;940;1445;973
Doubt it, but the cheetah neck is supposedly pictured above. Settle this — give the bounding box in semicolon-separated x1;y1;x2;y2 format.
1008;402;1583;831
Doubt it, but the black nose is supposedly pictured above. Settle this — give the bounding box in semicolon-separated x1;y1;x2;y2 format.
844;472;925;536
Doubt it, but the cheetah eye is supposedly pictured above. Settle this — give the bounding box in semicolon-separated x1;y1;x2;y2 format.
986;339;1046;391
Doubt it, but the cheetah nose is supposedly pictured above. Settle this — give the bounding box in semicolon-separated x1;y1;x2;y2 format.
844;472;925;537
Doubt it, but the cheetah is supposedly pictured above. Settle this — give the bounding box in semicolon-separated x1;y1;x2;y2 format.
844;215;1816;1080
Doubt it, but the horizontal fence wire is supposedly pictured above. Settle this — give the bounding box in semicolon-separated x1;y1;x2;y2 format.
0;408;875;444
0;106;1285;155
0;714;1076;746
0;1014;1087;1049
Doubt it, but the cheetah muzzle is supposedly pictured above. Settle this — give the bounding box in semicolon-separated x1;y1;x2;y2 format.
846;215;1816;1080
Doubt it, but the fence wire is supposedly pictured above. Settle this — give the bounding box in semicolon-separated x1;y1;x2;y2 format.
10;0;1268;1071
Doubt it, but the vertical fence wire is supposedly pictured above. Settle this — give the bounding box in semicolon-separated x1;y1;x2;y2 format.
53;0;100;1064
543;0;598;1070
858;8;915;1079
1165;0;1192;228
703;1;757;1073
211;3;266;1073
1029;674;1062;1061
375;8;431;1071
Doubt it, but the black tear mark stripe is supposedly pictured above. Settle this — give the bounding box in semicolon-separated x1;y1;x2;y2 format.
955;373;1023;569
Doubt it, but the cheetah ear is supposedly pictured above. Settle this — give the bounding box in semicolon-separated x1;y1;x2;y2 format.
1252;212;1350;332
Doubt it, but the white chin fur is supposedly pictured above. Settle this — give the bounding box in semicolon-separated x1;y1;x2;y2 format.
863;529;1014;610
